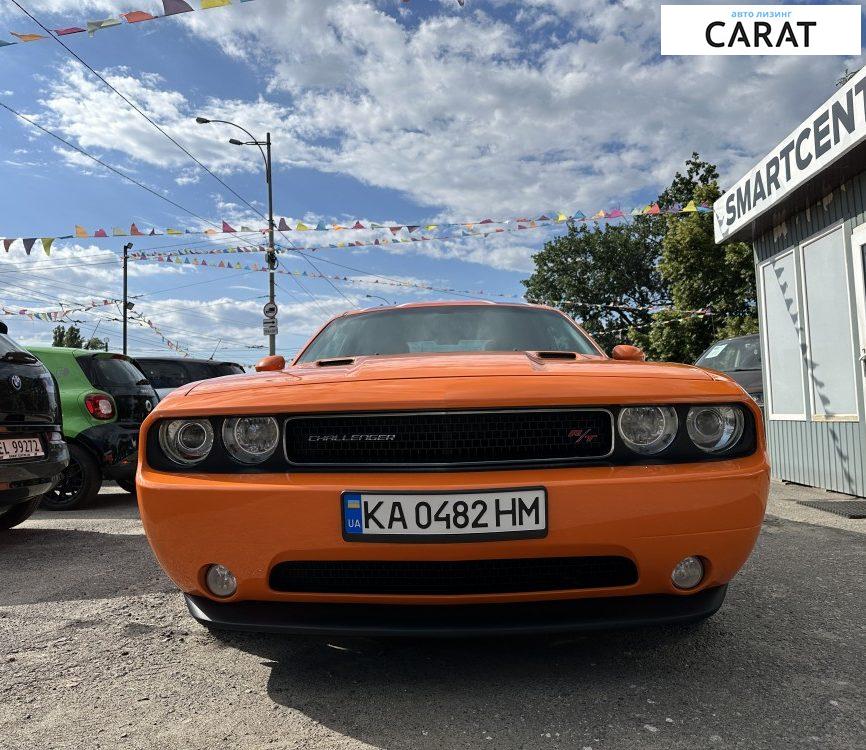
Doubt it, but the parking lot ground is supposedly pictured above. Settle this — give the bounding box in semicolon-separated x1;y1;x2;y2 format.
1;481;864;750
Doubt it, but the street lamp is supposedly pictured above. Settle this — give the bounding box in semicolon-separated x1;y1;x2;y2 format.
195;116;277;356
365;294;394;306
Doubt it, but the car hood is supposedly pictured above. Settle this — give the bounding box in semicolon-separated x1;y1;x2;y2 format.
186;352;715;393
144;352;750;418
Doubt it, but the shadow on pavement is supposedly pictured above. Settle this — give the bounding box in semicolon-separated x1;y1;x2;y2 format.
0;527;173;605
212;620;784;749
32;488;141;522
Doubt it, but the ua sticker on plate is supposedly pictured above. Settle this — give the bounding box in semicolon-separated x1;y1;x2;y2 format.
341;489;547;542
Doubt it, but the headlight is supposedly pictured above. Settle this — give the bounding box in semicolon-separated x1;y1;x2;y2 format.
686;406;744;453
222;416;280;464
159;419;214;465
617;406;678;455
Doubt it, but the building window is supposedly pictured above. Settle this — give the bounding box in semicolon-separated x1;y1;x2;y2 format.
759;250;807;419
800;226;859;420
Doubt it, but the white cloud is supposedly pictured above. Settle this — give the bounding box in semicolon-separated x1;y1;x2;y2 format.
8;0;862;289
0;243;184;298
26;2;859;222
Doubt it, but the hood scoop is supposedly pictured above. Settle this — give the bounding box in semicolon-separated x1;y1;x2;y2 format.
532;351;578;361
316;357;356;367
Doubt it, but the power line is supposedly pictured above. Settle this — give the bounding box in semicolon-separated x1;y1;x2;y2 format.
0;101;219;227
0;258;121;276
0;275;263;347
6;0;266;221
136;269;261;297
274;244;489;301
4;0;347;312
4;0;351;313
0;231;269;275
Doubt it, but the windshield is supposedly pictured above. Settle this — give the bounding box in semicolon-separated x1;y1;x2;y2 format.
696;337;761;371
85;355;150;388
0;333;25;358
297;305;600;363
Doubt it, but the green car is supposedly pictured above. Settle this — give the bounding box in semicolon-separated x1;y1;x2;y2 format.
25;348;158;509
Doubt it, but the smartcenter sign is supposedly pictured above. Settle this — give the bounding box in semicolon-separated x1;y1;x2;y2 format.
714;66;866;242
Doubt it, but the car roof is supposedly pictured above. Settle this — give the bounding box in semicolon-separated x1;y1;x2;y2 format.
27;346;128;357
711;333;760;345
135;356;242;366
336;300;554;319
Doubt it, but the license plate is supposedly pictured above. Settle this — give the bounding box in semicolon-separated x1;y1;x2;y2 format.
341;488;547;542
0;436;44;461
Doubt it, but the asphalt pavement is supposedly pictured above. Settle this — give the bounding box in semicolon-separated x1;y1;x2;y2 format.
0;482;864;750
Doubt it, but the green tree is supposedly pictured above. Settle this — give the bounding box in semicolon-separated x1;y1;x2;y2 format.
84;336;108;351
657;152;719;208
641;181;757;362
522;218;666;353
51;325;85;348
522;153;757;362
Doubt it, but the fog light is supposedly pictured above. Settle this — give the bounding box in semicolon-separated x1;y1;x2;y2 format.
205;564;237;598
671;556;704;590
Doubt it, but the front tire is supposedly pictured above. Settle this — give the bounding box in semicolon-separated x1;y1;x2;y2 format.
0;497;42;530
41;445;101;510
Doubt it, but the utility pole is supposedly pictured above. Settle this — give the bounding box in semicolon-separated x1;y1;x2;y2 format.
266;132;276;356
122;242;132;355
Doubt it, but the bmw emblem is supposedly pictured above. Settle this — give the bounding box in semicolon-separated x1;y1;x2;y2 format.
9;375;21;390
145;400;153;412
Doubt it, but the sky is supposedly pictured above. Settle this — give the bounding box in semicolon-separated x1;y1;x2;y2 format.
0;0;863;364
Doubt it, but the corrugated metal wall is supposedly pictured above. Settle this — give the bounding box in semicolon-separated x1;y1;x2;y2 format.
753;174;866;497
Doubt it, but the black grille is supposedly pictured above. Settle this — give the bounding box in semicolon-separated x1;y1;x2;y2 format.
284;409;613;468
269;557;638;595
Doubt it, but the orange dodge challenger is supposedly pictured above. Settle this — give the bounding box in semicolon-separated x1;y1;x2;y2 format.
137;302;769;636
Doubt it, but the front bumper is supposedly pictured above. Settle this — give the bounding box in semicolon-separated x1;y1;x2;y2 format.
186;584;728;637
139;453;769;614
0;438;69;506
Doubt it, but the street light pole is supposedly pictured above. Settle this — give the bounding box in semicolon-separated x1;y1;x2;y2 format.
265;132;276;356
365;294;394;306
122;242;133;355
195;116;277;355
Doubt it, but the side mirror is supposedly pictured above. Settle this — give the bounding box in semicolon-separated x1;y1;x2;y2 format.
254;355;286;372
611;344;645;362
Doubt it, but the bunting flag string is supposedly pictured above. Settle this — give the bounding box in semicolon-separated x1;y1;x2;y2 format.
123;218;541;260
2;0;469;49
537;299;714;316
1;237;65;255
0;295;208;358
129;310;190;356
80;202;711;237
1;0;260;49
0;202;713;254
0;298;118;321
603;311;714;336
133;252;715;316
